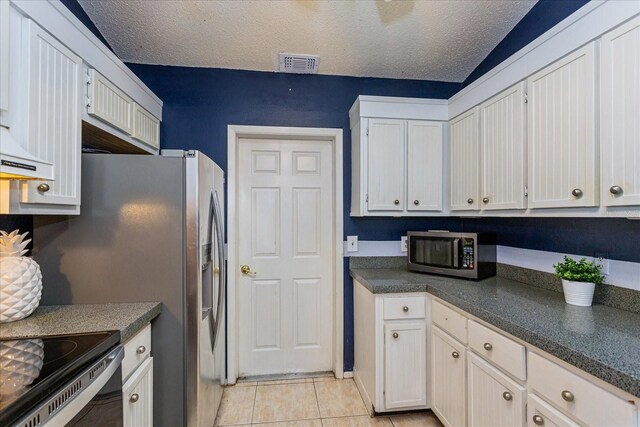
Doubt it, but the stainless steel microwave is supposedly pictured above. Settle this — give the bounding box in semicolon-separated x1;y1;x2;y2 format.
407;231;496;279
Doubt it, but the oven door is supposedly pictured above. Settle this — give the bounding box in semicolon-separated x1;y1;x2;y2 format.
408;235;460;269
14;346;124;427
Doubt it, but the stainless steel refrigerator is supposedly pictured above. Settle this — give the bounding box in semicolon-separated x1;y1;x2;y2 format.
34;150;226;427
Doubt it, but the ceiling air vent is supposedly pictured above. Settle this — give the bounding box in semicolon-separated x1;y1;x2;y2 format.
279;53;319;74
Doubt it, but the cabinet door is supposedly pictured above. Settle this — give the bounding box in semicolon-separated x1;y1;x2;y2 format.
527;43;597;208
468;352;525;427
407;120;443;211
367;118;405;211
384;321;427;410
527;394;580;427
600;15;640;207
431;326;466;427
0;0;9;112
132;103;160;149
87;68;134;135
450;107;480;211
480;82;526;210
20;20;82;207
123;357;153;427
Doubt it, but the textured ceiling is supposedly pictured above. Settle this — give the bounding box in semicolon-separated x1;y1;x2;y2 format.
79;0;537;82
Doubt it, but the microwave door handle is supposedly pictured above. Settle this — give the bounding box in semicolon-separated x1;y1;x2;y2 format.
453;238;460;268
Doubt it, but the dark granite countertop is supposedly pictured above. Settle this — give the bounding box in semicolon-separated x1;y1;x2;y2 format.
351;267;640;398
0;303;161;342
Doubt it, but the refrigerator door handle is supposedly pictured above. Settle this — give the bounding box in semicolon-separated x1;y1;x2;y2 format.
212;190;226;350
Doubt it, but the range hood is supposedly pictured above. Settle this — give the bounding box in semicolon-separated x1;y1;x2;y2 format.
0;126;54;180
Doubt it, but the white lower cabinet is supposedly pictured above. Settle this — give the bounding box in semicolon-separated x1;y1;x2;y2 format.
527;394;579;427
123;356;153;427
467;352;525;427
431;326;467;427
384;322;427;409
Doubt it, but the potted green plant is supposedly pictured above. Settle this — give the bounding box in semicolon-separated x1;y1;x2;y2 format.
553;256;605;307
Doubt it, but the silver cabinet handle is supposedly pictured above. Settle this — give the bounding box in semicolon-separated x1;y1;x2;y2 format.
533;415;544;425
136;345;146;354
502;391;512;401
392;332;399;339
402;306;409;312
451;351;459;359
413;200;419;205
483;342;493;351
37;183;50;193
130;393;140;403
561;390;574;402
394;200;400;205
610;185;623;195
467;198;474;204
482;197;489;204
571;188;583;198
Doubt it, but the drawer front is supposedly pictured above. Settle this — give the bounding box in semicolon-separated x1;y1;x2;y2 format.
529;352;637;427
122;324;152;382
431;300;468;344
527;393;580;427
468;320;526;381
383;296;426;320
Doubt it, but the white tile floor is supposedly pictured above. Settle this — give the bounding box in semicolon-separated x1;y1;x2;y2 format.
214;376;443;427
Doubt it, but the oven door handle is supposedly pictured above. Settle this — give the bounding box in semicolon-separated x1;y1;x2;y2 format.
14;345;124;427
453;238;460;268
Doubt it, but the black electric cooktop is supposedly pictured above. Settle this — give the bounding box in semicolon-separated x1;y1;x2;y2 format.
0;331;120;426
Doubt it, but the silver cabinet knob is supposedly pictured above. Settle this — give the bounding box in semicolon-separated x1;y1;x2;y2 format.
609;185;623;195
482;197;489;204
394;200;400;205
130;393;140;403
561;390;574;402
483;342;493;351
467;198;474;204
451;351;459;359
136;345;146;354
413;200;419;205
571;188;583;198
392;332;399;339
37;183;50;193
502;391;512;401
533;415;544;425
402;306;409;312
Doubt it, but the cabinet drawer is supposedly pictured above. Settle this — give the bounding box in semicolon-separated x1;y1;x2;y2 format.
529;352;637;427
527;393;579;427
468;320;526;381
383;296;425;320
431;300;468;344
122;324;152;382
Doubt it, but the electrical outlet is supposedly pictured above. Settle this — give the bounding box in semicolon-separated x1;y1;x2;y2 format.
594;252;610;275
401;236;407;252
347;236;358;252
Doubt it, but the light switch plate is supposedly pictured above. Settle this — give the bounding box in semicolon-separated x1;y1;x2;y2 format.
401;236;407;252
347;236;358;252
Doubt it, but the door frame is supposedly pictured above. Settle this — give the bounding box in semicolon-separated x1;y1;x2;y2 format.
227;125;344;383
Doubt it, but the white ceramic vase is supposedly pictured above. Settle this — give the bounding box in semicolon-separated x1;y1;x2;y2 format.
561;279;596;307
0;257;43;323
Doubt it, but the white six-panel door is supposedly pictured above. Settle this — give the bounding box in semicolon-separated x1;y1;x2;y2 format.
367;118;405;212
600;15;640;207
450;107;480;211
238;138;334;376
527;42;597;208
480;82;527;210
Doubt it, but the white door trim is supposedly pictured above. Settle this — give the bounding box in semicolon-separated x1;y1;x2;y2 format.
227;125;344;383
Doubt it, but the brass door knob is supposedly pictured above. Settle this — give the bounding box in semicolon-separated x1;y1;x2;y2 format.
561;390;574;402
37;183;50;193
240;265;256;276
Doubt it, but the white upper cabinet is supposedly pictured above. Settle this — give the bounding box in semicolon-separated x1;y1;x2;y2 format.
450;107;480;211
350;96;446;216
600;15;640;207
527;43;597;208
87;68;134;135
367;118;406;212
407;120;443;211
480;82;527;210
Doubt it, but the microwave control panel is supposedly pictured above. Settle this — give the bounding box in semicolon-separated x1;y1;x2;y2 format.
461;238;475;269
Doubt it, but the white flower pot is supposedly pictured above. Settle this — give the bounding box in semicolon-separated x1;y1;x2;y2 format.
561;279;596;307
